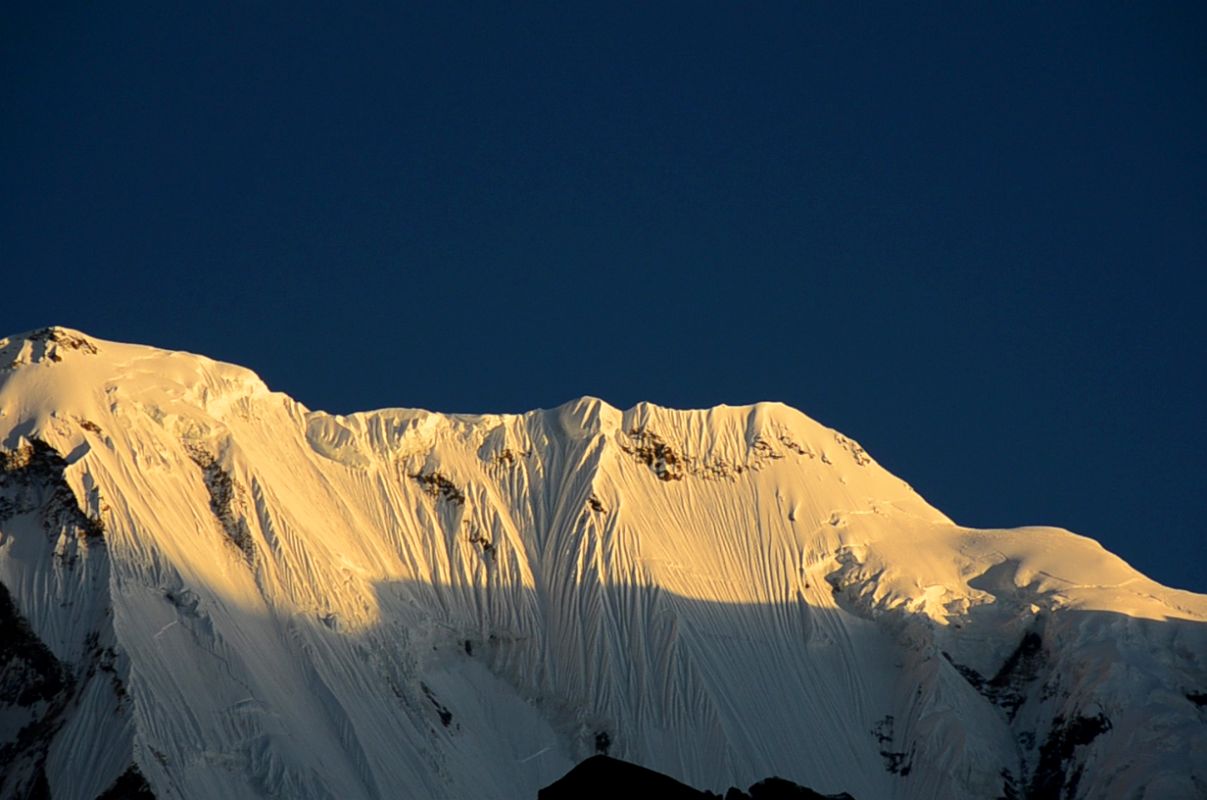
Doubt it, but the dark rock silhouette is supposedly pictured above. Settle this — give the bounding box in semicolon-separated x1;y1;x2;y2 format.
539;755;856;800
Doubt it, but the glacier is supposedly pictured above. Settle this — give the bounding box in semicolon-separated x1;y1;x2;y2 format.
0;327;1203;799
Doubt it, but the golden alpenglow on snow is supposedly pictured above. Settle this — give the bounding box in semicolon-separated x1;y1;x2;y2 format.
1;327;1204;799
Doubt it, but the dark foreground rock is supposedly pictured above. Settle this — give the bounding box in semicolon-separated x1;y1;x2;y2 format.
539;755;856;800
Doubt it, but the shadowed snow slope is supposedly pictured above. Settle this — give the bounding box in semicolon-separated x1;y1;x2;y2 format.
0;327;1204;800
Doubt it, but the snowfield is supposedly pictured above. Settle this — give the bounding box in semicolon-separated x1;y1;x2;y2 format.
1;327;1204;799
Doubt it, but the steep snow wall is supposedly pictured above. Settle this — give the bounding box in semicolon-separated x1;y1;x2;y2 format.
1;328;1204;800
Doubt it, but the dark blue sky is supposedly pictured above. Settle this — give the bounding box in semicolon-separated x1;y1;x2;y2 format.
3;4;1204;591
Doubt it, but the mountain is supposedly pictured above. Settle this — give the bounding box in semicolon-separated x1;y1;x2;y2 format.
0;327;1203;800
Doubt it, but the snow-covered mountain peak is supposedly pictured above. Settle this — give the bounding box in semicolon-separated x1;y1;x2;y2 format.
0;326;102;365
0;327;276;448
1;329;1203;800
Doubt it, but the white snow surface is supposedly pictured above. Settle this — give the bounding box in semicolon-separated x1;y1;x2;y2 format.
0;327;1203;799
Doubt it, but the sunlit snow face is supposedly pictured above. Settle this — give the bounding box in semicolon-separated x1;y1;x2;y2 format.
3;329;1204;800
